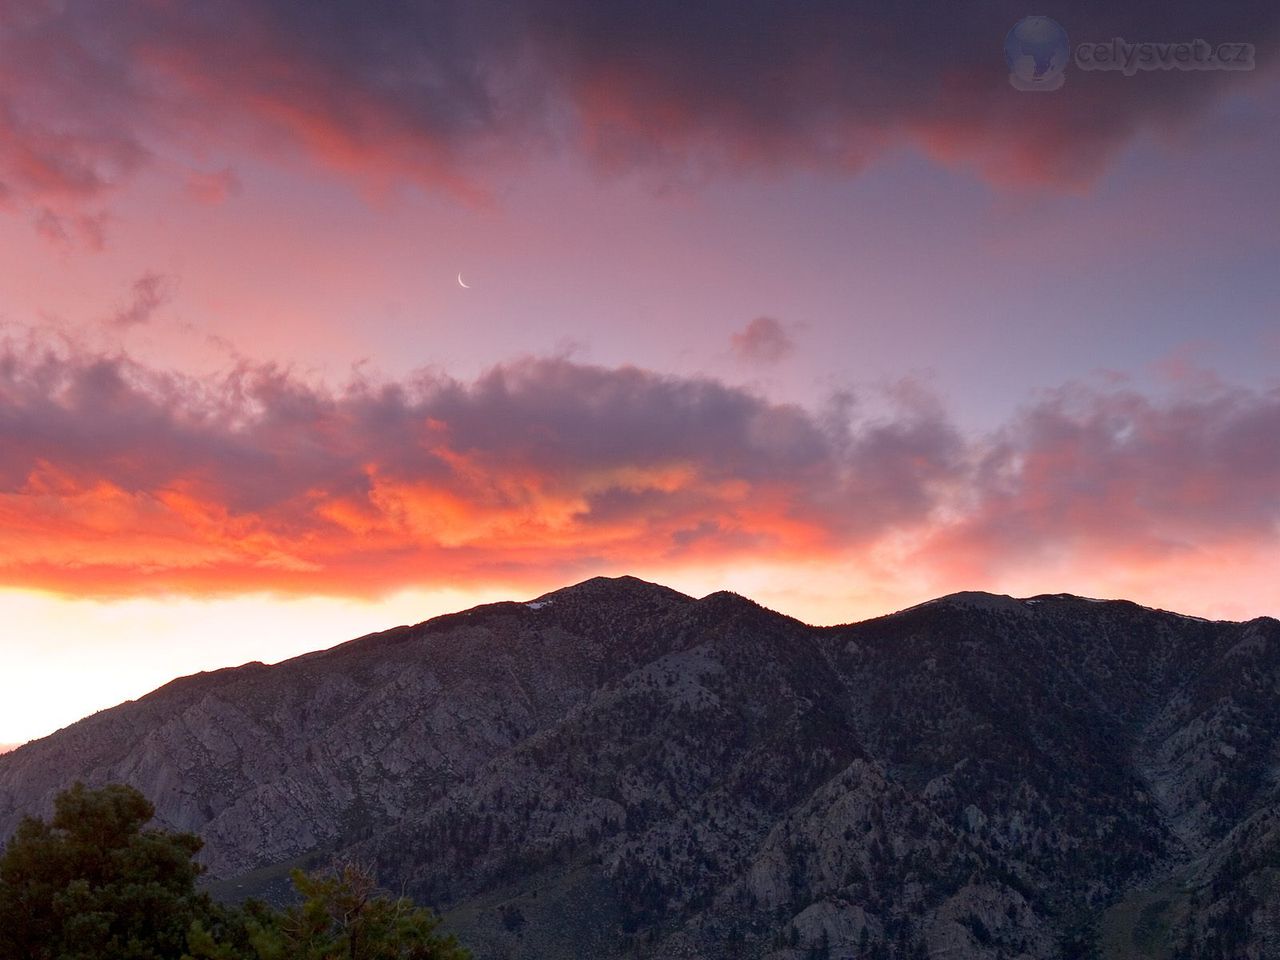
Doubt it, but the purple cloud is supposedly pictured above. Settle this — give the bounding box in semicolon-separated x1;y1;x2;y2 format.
1;0;1275;241
731;317;795;364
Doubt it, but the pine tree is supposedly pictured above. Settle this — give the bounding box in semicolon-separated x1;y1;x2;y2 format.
0;782;219;960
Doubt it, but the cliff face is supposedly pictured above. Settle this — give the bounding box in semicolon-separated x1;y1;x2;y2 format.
2;576;1277;960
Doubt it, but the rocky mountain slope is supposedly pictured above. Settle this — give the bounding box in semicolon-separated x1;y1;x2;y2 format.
2;577;1278;959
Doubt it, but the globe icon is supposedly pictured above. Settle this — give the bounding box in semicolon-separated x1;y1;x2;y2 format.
1005;16;1069;91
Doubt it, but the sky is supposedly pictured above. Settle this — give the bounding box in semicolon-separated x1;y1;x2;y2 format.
1;0;1278;746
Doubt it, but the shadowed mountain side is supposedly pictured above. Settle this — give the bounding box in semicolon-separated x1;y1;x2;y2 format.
2;577;1277;959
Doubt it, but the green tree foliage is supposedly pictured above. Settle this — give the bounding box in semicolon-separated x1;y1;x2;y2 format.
0;782;219;960
190;863;470;960
0;784;470;960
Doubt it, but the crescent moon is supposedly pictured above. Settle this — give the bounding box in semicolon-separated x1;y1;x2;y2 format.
457;273;471;289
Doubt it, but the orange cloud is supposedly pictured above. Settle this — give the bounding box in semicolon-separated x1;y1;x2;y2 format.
0;338;960;597
1;336;1277;612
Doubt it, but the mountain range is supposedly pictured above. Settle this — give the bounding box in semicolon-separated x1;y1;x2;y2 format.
2;576;1278;960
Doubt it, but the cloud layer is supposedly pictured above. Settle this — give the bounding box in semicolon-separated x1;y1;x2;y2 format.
0;335;961;595
1;335;1276;604
2;0;1276;232
922;383;1280;605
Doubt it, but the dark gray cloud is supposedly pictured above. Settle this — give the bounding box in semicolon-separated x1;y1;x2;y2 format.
1;0;1275;236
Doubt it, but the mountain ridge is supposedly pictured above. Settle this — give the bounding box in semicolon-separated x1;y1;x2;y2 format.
3;576;1278;959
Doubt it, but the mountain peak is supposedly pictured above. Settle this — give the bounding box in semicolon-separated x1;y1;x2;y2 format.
532;574;692;605
897;590;1029;616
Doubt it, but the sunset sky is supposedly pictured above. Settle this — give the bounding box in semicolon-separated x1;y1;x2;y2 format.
1;0;1278;746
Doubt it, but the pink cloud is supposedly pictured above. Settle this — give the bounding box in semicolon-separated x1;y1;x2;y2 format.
921;383;1280;587
108;273;176;329
0;334;961;597
185;168;242;205
731;317;794;364
0;333;1276;613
